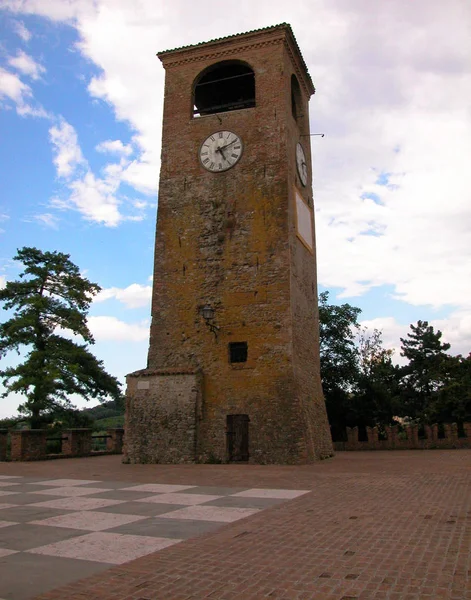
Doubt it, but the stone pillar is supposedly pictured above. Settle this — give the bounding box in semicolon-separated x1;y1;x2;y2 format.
444;423;458;446
346;426;358;443
106;428;124;453
385;425;398;449
463;422;471;441
62;429;92;457
366;426;379;449
0;430;8;461
10;430;47;461
425;424;438;444
406;425;419;448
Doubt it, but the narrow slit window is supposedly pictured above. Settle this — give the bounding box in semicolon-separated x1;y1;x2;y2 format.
194;61;255;117
229;341;248;363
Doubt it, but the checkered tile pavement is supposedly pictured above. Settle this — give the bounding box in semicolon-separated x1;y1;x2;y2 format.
0;475;308;600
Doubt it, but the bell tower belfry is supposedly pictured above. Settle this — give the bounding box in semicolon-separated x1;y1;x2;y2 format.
124;24;334;464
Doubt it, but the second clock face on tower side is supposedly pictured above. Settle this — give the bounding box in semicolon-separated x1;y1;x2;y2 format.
296;142;308;186
199;131;243;172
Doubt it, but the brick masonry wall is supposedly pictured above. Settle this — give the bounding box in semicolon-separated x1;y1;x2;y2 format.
125;26;332;464
10;430;47;461
334;423;471;451
0;430;7;461
124;370;201;464
62;429;92;457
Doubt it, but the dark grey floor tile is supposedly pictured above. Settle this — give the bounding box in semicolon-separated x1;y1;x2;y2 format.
182;486;249;496
78;481;137;490
88;489;159;501
0;523;85;551
93;501;187;517
0;493;64;506
0;505;71;523
203;495;286;509
0;484;55;493
0;552;111;600
107;516;223;539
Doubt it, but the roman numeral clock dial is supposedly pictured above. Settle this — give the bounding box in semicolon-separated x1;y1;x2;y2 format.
199;131;243;172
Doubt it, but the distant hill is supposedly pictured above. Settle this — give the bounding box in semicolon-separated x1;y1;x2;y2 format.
82;399;125;429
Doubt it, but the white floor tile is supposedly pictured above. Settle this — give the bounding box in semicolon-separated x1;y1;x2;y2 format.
29;486;110;497
159;505;259;523
30;497;126;511
121;484;196;493
29;479;100;487
136;492;221;506
30;510;147;531
28;532;181;564
232;488;310;499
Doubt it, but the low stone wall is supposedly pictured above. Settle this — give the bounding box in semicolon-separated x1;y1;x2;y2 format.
0;429;8;461
333;423;471;451
2;428;124;462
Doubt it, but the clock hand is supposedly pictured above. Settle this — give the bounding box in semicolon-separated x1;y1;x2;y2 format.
218;138;238;152
216;146;228;160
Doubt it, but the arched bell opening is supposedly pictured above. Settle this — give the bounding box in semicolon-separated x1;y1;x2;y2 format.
193;61;255;117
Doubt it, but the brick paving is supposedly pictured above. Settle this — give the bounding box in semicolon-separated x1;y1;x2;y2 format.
1;451;470;599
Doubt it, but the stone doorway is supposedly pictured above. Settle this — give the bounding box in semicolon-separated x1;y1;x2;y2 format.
226;414;250;462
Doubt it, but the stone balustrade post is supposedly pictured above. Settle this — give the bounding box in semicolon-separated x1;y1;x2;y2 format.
346;426;359;447
106;428;124;454
444;423;458;446
10;430;47;461
463;422;471;440
385;425;398;449
0;430;8;461
62;429;92;457
406;424;419;448
366;426;379;448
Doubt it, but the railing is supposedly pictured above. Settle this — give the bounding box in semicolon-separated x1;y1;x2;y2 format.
0;428;124;462
333;422;471;451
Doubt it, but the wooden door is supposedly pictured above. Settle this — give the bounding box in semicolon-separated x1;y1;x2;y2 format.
226;414;250;462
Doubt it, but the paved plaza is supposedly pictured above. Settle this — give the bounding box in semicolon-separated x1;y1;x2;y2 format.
0;451;470;599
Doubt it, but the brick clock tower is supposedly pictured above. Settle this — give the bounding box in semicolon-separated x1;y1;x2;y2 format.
124;24;333;464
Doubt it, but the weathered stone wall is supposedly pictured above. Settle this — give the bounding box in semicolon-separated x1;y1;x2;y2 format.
124;370;201;464
125;26;332;464
284;50;333;461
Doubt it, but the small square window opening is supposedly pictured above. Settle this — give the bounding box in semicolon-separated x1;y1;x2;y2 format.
229;342;248;363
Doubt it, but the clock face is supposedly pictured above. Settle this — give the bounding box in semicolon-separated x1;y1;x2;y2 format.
199;131;243;172
296;142;308;186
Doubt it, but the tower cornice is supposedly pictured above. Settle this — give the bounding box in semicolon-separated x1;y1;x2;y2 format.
157;24;315;97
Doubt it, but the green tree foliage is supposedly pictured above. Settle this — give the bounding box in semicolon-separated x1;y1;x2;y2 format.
0;247;121;428
318;291;361;437
432;353;471;423
355;328;399;426
398;320;451;422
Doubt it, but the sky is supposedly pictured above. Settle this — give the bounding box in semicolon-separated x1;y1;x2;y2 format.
0;0;470;417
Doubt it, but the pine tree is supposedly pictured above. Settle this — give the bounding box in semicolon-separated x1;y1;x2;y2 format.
398;320;450;421
0;247;121;428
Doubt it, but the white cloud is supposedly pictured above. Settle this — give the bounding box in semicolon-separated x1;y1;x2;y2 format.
0;66;31;105
96;139;132;156
3;0;471;318
31;213;60;228
8;50;45;80
94;283;152;308
0;275;6;289
49;119;86;178
48;119;151;226
88;316;149;342
13;20;32;42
